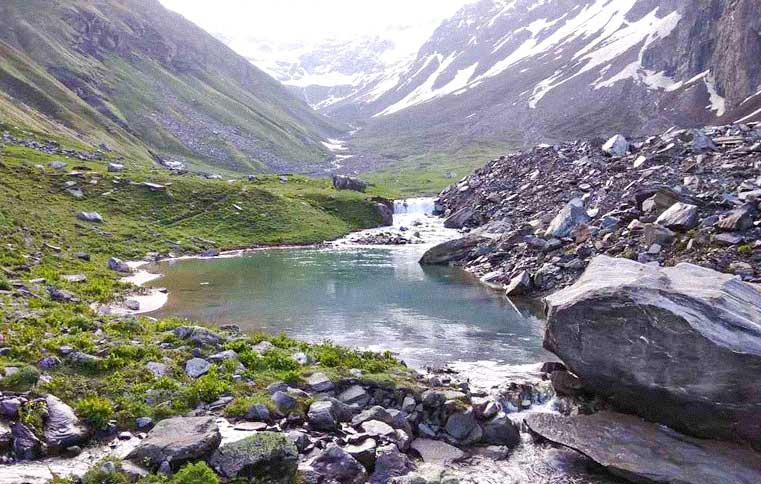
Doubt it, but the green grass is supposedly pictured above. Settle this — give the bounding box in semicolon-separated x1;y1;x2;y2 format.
363;146;508;197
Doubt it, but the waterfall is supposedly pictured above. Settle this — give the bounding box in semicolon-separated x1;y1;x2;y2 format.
393;198;435;215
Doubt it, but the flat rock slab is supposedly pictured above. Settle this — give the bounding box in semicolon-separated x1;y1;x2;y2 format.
410;438;466;465
525;412;761;484
127;416;221;468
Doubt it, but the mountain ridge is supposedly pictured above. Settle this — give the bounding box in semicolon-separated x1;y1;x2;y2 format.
0;0;342;174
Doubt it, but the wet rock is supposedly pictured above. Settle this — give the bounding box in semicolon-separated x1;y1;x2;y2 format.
544;198;590;238
0;422;11;452
43;395;88;450
209;432;298;483
419;235;488;265
525;412;761;484
308;444;368;484
126;416;221;468
545;255;761;443
444;409;478;442
550;370;585;397
375;202;394;227
108;162;124;172
655;202;699;231
481;413;520;447
409;439;466;465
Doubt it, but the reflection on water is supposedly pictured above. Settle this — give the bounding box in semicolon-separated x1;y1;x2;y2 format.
147;244;551;368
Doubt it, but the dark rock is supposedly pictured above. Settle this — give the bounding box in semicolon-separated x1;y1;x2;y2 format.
505;270;532;297
306;372;335;393
716;204;755;232
419;235;488;265
374;203;394;227
525;412;761;484
245;403;271;423
544;255;761;443
108;257;131;273
550;370;585;397
173;326;221;346
47;286;80;303
332;175;367;192
126;416;221;468
309;444;368;484
481;413;520;447
444;207;476;229
370;444;414;483
338;385;370;408
271;391;297;413
12;423;41;460
209;432;298;483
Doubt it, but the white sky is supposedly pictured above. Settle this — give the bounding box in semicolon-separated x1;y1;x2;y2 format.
159;0;474;45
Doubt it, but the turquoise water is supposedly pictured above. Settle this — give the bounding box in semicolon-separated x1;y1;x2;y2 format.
146;244;549;368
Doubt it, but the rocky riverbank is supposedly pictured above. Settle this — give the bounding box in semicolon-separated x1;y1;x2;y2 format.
424;123;761;296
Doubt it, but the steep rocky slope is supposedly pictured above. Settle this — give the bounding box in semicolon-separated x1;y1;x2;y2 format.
425;121;761;296
337;0;761;168
0;0;341;174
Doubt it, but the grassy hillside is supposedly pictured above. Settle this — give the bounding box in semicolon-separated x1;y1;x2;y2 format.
0;0;342;175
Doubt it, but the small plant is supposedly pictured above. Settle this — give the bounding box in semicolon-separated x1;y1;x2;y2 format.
19;399;48;435
81;460;129;484
0;275;11;291
76;397;114;430
172;462;220;484
185;368;231;405
738;244;753;256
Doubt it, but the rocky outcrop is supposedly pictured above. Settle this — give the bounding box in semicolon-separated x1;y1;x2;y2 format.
544;255;761;442
126;416;221;468
525;412;761;484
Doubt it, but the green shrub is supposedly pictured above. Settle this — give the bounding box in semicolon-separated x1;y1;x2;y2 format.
81;460;129;484
185;368;231;405
0;366;40;392
172;462;219;484
0;275;10;291
76;397;114;429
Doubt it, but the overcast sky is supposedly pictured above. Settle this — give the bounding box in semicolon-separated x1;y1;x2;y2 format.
159;0;473;46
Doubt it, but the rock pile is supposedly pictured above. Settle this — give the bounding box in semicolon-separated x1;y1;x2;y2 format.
427;123;761;296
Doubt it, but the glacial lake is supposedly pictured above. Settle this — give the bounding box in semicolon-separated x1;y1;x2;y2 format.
145;200;551;369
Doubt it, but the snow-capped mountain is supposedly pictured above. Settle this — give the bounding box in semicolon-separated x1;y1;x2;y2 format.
334;0;761;157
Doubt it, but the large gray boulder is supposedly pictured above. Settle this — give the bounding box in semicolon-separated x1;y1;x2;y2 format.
126;416;221;468
43;395;89;450
209;432;298;483
419;235;488;265
525;412;761;484
374;203;394;227
544;198;590;238
332;175;367;192
544;255;761;442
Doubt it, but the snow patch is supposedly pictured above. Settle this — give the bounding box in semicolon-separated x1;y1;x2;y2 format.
704;74;726;117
